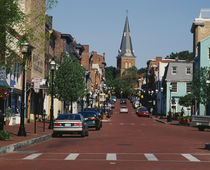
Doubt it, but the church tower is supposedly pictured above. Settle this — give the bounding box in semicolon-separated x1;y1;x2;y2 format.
117;14;136;77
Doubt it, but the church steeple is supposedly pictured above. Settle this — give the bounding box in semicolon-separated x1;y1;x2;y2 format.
118;14;135;58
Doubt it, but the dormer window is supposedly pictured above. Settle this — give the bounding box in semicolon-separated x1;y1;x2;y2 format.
172;66;177;75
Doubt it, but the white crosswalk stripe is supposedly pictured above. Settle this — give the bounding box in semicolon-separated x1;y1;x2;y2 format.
65;153;79;160
181;154;200;162
106;153;117;160
144;153;158;161
23;153;42;160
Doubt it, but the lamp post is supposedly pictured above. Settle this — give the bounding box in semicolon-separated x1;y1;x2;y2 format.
18;42;33;136
167;83;172;122
48;58;56;129
160;87;163;119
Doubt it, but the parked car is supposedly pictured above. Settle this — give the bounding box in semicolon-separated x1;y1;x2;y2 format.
136;107;150;117
80;111;102;130
120;106;128;113
133;100;140;109
110;96;117;102
53;113;88;137
120;98;127;104
84;108;102;119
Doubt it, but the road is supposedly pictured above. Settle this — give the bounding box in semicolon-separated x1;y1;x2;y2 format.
0;99;210;170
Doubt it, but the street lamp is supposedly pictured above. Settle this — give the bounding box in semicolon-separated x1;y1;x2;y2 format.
48;57;56;129
160;87;164;119
18;42;34;136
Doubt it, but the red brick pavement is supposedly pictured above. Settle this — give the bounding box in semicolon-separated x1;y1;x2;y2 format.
0;121;52;148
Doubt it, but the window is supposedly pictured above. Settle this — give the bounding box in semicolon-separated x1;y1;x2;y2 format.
170;82;177;92
209;48;210;60
125;62;128;69
97;58;100;62
129;62;132;68
186;67;191;75
171;66;177;75
186;82;191;93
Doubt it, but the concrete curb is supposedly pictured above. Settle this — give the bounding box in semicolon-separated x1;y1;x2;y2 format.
0;133;52;155
153;118;167;124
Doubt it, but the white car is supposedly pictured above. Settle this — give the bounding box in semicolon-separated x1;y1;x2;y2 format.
53;113;88;137
120;106;128;113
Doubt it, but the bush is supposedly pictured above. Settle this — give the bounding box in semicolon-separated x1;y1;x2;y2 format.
0;130;11;140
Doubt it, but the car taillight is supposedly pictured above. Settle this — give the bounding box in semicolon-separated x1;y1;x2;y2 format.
54;123;61;126
89;118;97;121
75;123;82;126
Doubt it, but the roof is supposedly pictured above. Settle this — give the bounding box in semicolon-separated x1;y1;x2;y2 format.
117;15;135;58
165;62;193;82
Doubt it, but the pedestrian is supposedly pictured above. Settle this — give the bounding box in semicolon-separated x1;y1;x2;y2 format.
150;107;153;118
181;107;184;116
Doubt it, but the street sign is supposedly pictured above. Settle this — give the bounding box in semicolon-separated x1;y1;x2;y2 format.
32;78;40;93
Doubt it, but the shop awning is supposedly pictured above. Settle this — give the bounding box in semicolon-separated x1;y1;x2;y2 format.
0;80;9;88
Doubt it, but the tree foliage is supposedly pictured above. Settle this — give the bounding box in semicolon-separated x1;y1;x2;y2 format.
53;54;85;103
192;67;210;108
179;94;194;107
105;66;116;87
165;51;193;61
112;66;138;98
137;67;146;74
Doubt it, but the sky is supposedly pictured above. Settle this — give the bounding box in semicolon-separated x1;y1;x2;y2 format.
48;0;210;68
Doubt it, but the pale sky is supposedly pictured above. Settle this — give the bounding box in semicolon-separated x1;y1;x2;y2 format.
48;0;210;69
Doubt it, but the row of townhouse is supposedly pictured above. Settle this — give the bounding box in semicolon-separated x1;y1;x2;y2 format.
142;9;210;116
0;0;106;125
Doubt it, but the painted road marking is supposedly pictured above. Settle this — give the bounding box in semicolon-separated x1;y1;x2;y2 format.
120;123;124;125
181;154;200;162
23;153;42;160
106;153;117;160
65;153;79;160
144;153;158;161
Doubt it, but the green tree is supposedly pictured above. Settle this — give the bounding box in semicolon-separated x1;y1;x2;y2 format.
137;67;146;74
166;51;193;61
105;66;116;87
179;94;194;107
192;67;210;114
53;54;86;111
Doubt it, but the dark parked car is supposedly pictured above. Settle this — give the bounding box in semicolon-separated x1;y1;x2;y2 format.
84;108;102;119
53;113;88;137
120;98;127;104
80;111;102;130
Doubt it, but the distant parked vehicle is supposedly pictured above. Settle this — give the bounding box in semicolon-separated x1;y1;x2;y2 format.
136;107;150;117
110;96;117;102
80;111;102;130
120;98;127;104
120;106;128;113
84;108;102;119
190;115;210;131
53;113;88;137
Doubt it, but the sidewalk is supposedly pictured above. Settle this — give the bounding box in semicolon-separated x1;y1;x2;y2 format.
0;121;52;154
152;116;180;125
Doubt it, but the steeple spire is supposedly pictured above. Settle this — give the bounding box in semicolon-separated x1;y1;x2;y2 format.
117;14;135;58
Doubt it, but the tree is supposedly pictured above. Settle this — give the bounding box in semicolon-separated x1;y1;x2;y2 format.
179;94;194;109
165;51;193;61
105;66;116;87
137;67;146;74
0;0;57;68
53;54;86;111
192;67;210;114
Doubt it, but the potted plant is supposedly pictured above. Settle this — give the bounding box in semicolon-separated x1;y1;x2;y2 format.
4;107;11;126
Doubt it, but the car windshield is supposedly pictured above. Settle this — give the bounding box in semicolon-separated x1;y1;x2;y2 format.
81;112;97;118
56;114;81;120
140;107;147;111
121;106;127;109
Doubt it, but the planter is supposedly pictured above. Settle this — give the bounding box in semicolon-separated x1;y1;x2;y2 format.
102;115;107;120
4;120;9;126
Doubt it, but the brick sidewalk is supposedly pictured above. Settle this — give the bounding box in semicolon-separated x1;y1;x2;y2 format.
0;121;52;148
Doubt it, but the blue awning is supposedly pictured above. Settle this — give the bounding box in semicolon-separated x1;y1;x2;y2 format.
0;80;9;88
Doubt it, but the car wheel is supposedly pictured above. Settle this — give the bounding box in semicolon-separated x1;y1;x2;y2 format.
198;126;205;131
52;132;57;137
81;130;85;137
96;125;100;130
85;130;89;136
